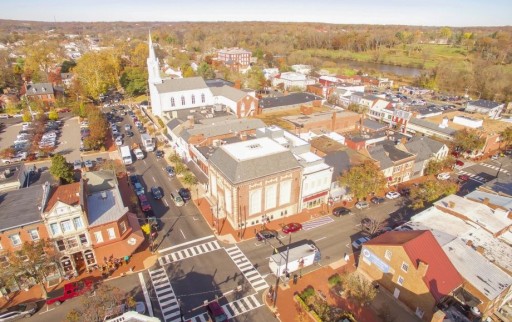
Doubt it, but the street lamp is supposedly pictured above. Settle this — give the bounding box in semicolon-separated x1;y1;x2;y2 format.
272;233;292;308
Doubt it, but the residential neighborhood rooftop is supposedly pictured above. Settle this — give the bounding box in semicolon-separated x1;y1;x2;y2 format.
259;92;322;109
0;184;45;231
426;110;509;133
87;188;128;227
44;182;81;212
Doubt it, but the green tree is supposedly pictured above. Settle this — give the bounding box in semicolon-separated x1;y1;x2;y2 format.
174;161;188;176
22;110;32;122
48;109;59;121
120;67;148;96
196;62;216;79
409;179;458;209
339;161;386;200
183;172;198;188
61;60;77;73
181;64;195;78
50;154;74;183
453;129;486;153
246;66;266;90
73;50;121;99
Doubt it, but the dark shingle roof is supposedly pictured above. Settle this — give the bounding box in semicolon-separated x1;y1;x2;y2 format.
368;141;415;168
0;184;44;230
259;93;322;109
468;99;502;109
404;137;446;162
409;118;457;136
25;83;54;96
205;78;234;88
362;119;387;131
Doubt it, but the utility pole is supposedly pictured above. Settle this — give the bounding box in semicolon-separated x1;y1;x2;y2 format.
272;233;292;308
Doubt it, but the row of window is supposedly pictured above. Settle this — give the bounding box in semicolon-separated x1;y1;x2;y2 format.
170;93;206;107
49;217;84;236
383;250;409;273
3;229;40;248
56;234;89;251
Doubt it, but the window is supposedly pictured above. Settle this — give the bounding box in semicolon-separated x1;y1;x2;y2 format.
384;250;392;261
279;180;292;205
28;229;39;241
0;255;8;268
66;237;78;249
119;221;127;235
191;94;195;104
249;189;262;215
201;93;205;103
181;95;185;106
79;234;88;246
171;97;175;107
94;231;104;243
9;234;21;247
50;223;60;236
397;275;404;286
56;240;66;251
73;217;84;230
265;184;277;210
61;220;73;233
415;307;425;318
401;262;409;273
107;228;116;240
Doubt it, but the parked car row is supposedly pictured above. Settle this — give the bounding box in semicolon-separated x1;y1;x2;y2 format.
129;174;152;212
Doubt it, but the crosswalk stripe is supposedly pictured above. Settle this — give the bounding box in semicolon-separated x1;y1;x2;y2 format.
302;216;334;231
159;241;222;265
223;245;269;292
148;268;181;322
187;294;262;322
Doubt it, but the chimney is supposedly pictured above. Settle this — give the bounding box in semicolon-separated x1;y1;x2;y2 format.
482;197;490;206
476;246;485;255
466;239;473;248
331;112;337;131
187;115;194;128
417;260;429;277
234;80;241;89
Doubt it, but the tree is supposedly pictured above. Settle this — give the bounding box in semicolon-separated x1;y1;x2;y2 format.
246;66;266;91
360;216;386;236
500;127;512;148
8;239;60;298
339;161;386;200
182;172;198;188
174;161;188;176
22;110;32;122
346;273;377;307
120;67;148;96
196;62;216;79
409;179;458;209
453;129;486;153
168;153;182;164
86;107;108;150
66;284;125;322
181;64;195;78
72;50;121;99
0;147;16;158
48;109;59;121
50;154;74;183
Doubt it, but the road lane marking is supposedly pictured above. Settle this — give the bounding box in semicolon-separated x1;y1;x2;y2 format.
143;160;147;165
163;199;169;206
157;235;215;254
180;229;186;239
138;272;154;317
314;237;327;242
152;176;156;182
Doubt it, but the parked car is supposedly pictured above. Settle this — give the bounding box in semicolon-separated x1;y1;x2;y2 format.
371;197;385;204
46;279;94;305
400;188;411;197
165;166;175;177
437;172;451;181
455;159;464;166
138;194;152;212
170;193;185;207
155;150;164;159
125;130;134;137
458;174;470;182
206;301;229;322
115;137;123;146
256;229;278;241
355;201;369;209
84;160;94;169
282;223;302;234
352;236;371;249
124;124;131;131
73;160;82;170
178;188;191;201
385;191;401;199
332;207;352;217
0;301;37;321
491;154;499;160
151;186;163;200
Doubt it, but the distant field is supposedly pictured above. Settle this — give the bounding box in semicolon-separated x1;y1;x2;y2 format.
303;44;471;70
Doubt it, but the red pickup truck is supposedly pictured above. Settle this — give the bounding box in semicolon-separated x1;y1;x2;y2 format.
46;279;94;305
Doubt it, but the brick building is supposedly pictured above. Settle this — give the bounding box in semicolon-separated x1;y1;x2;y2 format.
24;83;56;108
217;48;252;66
359;230;463;321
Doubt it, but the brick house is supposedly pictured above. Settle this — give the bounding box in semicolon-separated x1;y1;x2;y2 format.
207;137;302;232
0;184;57;291
283;110;361;134
359;230;463;321
217;47;252;67
24;83;56;108
367;140;416;186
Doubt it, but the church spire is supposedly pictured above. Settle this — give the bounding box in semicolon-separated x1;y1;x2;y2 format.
148;30;155;61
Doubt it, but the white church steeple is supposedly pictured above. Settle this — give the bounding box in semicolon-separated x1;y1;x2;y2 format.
147;30;161;84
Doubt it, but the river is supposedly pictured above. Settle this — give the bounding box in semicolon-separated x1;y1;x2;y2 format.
334;59;424;78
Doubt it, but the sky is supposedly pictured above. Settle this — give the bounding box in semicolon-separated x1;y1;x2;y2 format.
1;0;511;27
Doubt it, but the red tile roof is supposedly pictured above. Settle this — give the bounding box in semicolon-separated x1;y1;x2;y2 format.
366;230;463;302
44;182;81;212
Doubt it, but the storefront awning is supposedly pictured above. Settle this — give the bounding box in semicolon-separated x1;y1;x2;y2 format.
303;191;328;202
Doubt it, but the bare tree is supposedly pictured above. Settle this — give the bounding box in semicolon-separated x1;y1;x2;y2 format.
66;284;125;322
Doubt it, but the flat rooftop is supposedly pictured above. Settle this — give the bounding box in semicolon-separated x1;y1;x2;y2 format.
224;137;288;162
427;110;509;133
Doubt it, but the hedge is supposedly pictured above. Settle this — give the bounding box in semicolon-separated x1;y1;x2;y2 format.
156;117;165;129
294;294;309;312
310;311;323;322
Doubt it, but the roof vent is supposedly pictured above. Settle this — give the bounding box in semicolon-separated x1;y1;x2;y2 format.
100;191;107;199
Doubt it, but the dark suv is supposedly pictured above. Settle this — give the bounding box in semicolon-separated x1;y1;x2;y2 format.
256;229;278;241
332;207;351;217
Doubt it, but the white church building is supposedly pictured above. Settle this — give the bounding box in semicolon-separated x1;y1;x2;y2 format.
147;33;259;118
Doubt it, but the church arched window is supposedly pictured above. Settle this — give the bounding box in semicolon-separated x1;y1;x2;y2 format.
201;93;205;103
181;95;186;106
171;97;175;107
191;94;195;104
